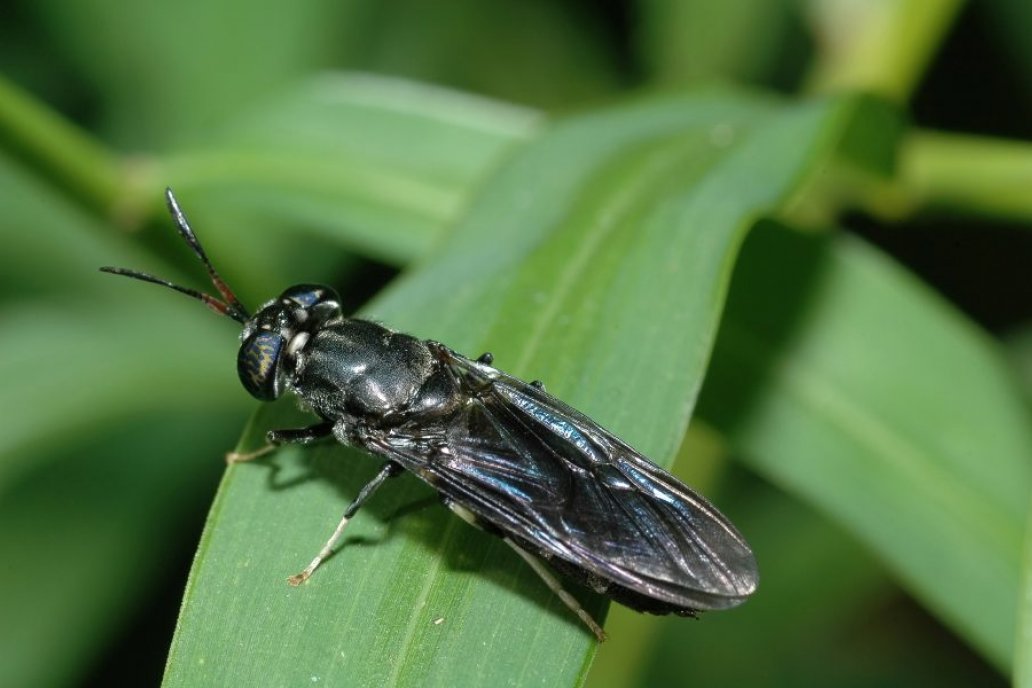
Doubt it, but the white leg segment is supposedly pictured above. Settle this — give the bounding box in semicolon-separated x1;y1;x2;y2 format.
504;538;607;641
288;513;351;586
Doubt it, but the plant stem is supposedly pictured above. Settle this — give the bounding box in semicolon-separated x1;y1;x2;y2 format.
849;129;1032;223
894;130;1032;221
804;0;963;104
0;74;125;218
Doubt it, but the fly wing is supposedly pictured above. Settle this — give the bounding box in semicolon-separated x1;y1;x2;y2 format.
370;349;758;610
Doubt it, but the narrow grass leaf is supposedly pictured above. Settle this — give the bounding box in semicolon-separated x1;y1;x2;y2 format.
1018;504;1032;687
160;73;541;265
700;226;1032;669
0;412;239;688
0;153;246;485
164;91;883;687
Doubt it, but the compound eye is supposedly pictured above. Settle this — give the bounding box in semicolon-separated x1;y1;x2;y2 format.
238;331;286;400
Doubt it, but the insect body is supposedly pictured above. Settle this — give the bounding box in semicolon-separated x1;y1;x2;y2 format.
103;189;758;640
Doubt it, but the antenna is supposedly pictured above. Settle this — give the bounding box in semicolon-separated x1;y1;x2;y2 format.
100;188;250;324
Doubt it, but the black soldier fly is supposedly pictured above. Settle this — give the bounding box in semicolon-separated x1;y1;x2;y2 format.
102;189;758;640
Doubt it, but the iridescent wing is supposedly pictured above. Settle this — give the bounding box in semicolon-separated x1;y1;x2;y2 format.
366;347;758;611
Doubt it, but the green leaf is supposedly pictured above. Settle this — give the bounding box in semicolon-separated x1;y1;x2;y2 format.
0;411;240;688
607;485;892;687
0;78;530;686
0;152;246;488
1018;503;1032;688
0;138;252;688
32;0;351;148
164;90;885;686
160;73;541;266
699;225;1032;670
587;432;892;688
1004;324;1032;403
0;302;244;488
601;475;1005;687
1007;327;1032;688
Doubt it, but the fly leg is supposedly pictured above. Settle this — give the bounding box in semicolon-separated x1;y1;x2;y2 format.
225;421;333;464
504;538;607;642
288;461;402;585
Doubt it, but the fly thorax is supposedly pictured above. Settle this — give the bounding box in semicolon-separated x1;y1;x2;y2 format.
295;320;439;422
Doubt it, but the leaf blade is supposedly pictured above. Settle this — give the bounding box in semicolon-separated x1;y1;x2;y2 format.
163;90;884;686
160;73;541;265
700;225;1032;670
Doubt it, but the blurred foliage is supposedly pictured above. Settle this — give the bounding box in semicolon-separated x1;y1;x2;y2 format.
0;1;1029;687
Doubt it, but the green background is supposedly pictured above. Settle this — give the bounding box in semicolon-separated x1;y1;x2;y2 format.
1;1;1030;686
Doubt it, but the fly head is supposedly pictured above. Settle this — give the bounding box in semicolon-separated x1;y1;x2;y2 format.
238;284;342;400
100;188;343;402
